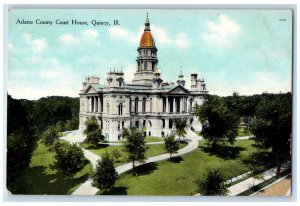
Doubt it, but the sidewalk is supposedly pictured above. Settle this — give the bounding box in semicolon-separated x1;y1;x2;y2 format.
67;128;200;195
228;162;290;196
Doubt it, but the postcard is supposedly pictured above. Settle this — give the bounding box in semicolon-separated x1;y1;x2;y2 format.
6;9;292;196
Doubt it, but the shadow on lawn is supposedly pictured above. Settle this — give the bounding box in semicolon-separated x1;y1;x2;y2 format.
199;144;245;160
10;161;91;195
242;151;276;170
133;162;158;176
168;156;183;163
101;186;128;195
83;144;109;150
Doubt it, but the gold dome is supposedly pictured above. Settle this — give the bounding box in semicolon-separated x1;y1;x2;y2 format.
139;31;155;48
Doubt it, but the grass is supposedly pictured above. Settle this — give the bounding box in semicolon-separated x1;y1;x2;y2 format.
105;136;163;143
10;139;93;195
146;136;164;142
102;139;276;196
80;142;187;167
238;126;251;137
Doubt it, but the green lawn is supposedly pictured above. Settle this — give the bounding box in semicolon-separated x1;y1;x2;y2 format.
80;142;187;166
10;139;93;195
105;136;163;143
238;126;251;137
146;136;164;142
102;139;275;195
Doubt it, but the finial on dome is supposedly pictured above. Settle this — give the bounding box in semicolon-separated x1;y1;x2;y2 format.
144;13;150;31
145;12;149;24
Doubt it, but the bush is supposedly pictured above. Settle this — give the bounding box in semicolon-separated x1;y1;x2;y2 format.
196;169;228;196
54;142;85;174
65;117;79;131
85;128;104;145
42;126;59;146
92;153;118;192
84;117;104;145
111;149;122;162
164;133;180;158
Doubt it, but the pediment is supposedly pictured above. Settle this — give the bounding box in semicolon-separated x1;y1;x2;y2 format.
168;85;190;94
85;85;97;94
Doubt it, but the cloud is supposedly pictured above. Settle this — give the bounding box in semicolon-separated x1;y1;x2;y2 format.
8;42;14;50
9;85;79;100
23;33;47;52
109;27;129;38
59;34;79;44
108;24;190;49
59;29;100;45
209;71;291;96
82;29;99;38
202;15;241;47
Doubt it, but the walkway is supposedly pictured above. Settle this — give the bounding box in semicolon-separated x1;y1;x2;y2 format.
61;129;201;195
228;162;290;196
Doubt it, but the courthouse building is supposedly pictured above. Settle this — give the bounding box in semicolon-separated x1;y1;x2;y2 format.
79;15;208;141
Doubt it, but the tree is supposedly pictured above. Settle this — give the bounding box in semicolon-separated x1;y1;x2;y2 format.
173;118;188;141
54;142;85;174
91;153;118;193
42;126;59;146
196;169;228;196
122;127;149;171
111;149;122;162
196;95;239;148
65;117;79;131
164;133;180;158
84;117;104;145
7;95;36;188
250;94;292;175
55;121;65;136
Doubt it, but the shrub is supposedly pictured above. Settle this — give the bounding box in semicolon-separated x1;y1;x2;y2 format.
54;142;85;174
164;133;180;158
92;153;118;192
111;149;122;162
42;126;59;146
196;169;228;196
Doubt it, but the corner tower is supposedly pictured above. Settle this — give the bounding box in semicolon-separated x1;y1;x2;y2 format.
132;13;158;85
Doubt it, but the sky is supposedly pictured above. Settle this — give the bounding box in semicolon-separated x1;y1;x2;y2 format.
7;9;293;100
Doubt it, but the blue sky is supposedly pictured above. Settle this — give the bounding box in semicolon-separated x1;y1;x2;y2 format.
8;9;292;100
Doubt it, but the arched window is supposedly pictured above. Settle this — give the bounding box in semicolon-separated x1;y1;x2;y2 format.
135;97;139;113
144;62;148;70
148;120;152;127
161;132;165;138
119;80;122;87
162;119;165;129
150;98;152;113
148;131;151;136
118;103;123;115
142;97;146;113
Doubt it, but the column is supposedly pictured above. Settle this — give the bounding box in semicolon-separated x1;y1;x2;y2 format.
98;97;101;113
166;97;169;113
173;98;176;113
93;97;95;112
89;97;91;112
180;98;183;113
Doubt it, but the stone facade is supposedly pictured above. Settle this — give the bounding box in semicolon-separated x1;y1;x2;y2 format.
79;15;208;141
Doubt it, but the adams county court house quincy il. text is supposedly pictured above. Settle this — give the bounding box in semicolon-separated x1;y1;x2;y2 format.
79;15;208;141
